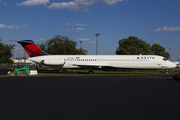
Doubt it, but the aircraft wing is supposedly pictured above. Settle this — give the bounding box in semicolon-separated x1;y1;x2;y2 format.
72;63;111;68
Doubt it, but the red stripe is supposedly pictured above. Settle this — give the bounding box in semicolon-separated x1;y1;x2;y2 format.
24;44;42;57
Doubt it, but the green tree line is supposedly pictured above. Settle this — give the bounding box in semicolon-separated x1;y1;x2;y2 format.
37;35;88;55
116;36;170;59
0;39;15;63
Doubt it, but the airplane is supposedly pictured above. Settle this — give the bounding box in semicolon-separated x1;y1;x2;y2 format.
17;40;176;74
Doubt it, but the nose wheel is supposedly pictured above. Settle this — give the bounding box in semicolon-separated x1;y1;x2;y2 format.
165;69;168;75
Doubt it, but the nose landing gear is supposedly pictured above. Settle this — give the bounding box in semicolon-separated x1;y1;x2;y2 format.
165;69;168;75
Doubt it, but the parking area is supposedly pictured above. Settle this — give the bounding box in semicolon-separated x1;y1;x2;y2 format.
0;75;180;120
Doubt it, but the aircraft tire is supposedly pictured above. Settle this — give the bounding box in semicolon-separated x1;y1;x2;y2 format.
88;69;93;74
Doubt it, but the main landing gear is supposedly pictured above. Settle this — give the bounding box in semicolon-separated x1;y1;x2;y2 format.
88;69;94;74
36;63;38;70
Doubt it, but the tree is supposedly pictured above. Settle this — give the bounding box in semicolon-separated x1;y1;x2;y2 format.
116;36;170;59
151;43;170;59
37;43;47;53
0;40;16;63
116;36;153;55
38;35;88;55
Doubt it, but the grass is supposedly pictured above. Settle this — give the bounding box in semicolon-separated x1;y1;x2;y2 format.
1;65;180;76
35;69;175;76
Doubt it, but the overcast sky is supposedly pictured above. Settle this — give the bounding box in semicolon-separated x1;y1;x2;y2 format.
1;0;180;61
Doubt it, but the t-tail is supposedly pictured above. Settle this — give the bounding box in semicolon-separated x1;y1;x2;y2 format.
18;40;48;57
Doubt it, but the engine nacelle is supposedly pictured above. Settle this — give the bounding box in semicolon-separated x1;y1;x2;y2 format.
41;59;65;65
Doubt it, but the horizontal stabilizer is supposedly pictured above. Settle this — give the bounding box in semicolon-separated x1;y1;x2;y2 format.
9;40;33;44
18;40;33;44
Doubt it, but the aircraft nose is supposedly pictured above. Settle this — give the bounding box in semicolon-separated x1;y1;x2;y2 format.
170;63;177;68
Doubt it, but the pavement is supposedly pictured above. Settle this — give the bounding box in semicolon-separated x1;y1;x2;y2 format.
0;75;180;120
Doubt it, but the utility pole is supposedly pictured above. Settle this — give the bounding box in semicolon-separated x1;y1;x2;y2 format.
95;33;100;55
18;52;20;68
24;49;26;65
169;48;171;61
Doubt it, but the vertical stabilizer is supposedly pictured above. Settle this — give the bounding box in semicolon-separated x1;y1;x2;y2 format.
18;40;48;57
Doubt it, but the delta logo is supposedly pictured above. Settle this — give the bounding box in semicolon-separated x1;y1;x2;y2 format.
137;57;155;59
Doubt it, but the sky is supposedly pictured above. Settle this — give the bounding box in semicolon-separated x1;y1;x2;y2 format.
1;0;180;61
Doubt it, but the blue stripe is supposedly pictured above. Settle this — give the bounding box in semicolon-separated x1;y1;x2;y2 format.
23;46;35;57
42;52;48;55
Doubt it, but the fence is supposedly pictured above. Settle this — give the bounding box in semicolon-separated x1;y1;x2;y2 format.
0;68;9;75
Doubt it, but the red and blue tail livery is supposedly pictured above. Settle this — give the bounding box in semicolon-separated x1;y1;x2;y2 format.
18;40;48;57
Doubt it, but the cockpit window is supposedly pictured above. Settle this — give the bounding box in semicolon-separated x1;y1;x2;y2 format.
163;58;167;61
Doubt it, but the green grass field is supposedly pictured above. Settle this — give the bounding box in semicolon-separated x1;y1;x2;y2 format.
1;65;179;76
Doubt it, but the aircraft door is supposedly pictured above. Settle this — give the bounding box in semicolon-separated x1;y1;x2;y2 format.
157;60;161;65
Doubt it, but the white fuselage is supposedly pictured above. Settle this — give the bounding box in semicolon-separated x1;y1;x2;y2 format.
28;55;176;69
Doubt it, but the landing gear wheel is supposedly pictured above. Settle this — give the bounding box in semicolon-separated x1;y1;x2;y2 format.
36;63;38;70
88;69;93;74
